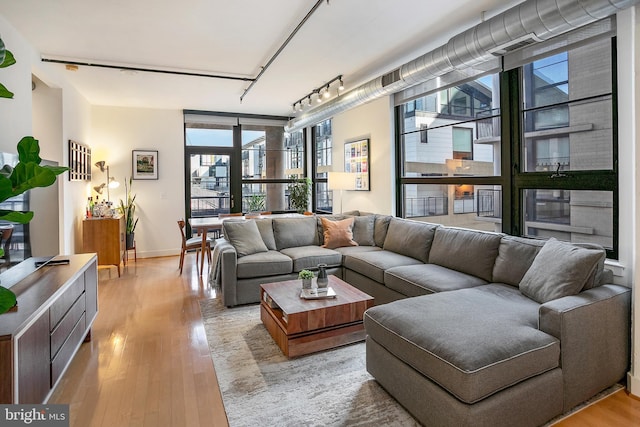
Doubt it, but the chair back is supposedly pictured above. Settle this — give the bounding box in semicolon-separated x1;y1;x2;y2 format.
218;213;242;218
177;219;188;249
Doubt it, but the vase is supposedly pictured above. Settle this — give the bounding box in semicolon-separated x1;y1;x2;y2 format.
302;278;312;289
317;263;328;288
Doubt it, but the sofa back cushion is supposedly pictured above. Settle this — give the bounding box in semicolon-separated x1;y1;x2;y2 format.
223;220;269;257
382;218;438;262
520;238;606;303
429;227;502;282
493;236;545;287
273;217;319;250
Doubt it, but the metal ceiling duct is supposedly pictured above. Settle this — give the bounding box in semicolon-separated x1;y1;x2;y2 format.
285;0;639;132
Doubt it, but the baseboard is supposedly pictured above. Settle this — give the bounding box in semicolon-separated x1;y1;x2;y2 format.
627;372;640;397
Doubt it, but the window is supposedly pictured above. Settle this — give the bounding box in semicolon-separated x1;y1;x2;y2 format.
398;74;501;232
395;34;617;257
313;119;332;213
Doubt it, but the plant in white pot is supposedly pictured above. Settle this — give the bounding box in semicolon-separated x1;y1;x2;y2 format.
0;36;68;314
118;177;138;250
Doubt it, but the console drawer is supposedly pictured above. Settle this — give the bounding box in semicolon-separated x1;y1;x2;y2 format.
51;312;86;386
50;294;85;360
49;275;85;330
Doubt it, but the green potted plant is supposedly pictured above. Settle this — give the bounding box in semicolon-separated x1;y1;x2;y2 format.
298;269;314;289
246;193;265;214
118;177;138;249
288;176;312;214
0;36;68;314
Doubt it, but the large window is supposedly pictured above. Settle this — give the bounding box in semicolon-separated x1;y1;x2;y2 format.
398;74;501;232
184;113;303;219
396;34;617;257
313;119;332;213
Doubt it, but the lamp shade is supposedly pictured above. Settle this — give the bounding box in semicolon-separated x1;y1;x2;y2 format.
327;172;356;191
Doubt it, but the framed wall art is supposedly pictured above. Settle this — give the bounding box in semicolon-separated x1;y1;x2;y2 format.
132;150;158;180
344;139;369;191
68;140;91;181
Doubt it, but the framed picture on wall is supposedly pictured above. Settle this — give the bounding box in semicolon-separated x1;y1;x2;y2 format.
344;139;369;191
132;150;158;180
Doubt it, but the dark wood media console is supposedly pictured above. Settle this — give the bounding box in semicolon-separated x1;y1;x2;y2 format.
0;254;98;403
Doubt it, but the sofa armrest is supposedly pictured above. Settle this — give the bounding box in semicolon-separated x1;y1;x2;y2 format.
539;284;631;411
215;239;239;307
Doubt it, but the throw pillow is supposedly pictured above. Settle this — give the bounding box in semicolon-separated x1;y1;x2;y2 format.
223;220;269;257
321;217;358;249
353;215;376;246
520;238;606;304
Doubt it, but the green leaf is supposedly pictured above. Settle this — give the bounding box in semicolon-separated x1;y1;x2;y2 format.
0;50;16;68
17;136;42;164
0;209;34;223
0;286;17;315
0;82;14;99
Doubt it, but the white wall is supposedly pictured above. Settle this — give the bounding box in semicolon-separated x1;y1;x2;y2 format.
1;15;92;256
91;106;185;258
331;96;395;215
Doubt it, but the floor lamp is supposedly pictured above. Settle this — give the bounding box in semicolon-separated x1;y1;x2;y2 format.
328;172;356;214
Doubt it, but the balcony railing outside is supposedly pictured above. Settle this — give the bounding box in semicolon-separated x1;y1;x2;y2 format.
477;189;502;218
406;197;448;218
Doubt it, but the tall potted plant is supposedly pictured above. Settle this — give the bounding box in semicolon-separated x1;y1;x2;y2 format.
1;33;68;314
118;177;138;249
288;176;311;214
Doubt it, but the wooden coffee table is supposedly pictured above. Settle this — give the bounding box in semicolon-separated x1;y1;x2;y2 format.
260;275;374;357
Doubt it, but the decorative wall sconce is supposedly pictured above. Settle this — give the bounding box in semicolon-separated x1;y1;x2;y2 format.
93;161;120;201
292;75;344;113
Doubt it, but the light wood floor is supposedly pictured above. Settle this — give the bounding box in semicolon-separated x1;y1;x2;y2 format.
48;256;640;427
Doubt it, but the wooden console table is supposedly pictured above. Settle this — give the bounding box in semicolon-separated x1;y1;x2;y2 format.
0;254;98;403
83;216;125;276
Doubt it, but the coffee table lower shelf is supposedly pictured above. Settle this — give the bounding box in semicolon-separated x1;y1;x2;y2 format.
260;304;366;358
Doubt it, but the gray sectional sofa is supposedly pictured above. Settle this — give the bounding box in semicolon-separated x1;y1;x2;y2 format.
213;212;631;426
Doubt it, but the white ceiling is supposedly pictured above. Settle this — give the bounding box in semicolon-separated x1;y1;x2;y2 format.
0;0;521;117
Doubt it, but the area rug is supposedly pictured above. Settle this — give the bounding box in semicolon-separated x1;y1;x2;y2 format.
199;298;420;427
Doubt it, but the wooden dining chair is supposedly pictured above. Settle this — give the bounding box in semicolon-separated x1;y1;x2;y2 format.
218;213;243;218
177;219;212;274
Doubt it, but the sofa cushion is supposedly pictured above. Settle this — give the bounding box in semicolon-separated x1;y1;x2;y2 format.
520;238;606;304
254;218;276;250
320;217;358;249
352;215;376;246
364;284;560;404
429;227;502;282
384;264;487;297
344;250;423;284
383;218;438;262
236;250;293;279
273;217;318;249
333;245;382;257
280;246;342;272
493;236;545;287
222;220;268;257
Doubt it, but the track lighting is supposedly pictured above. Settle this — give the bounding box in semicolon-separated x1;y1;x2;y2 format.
292;75;343;114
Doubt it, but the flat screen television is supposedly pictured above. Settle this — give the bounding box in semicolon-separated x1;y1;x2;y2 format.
0;152;60;287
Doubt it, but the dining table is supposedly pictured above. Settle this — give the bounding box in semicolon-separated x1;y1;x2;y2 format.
188;213;305;276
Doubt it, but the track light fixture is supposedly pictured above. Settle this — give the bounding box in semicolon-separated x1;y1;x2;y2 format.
292;75;343;114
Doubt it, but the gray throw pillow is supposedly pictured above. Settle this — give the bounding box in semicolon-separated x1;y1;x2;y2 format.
353;216;375;246
382;217;438;262
223;220;269;257
254;218;276;250
520;238;606;304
